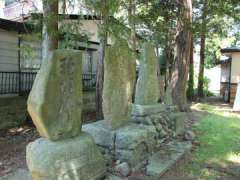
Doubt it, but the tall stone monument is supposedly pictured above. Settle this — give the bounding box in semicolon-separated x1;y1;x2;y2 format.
26;50;106;180
132;43;186;139
132;42;162;117
135;43;160;105
103;39;136;129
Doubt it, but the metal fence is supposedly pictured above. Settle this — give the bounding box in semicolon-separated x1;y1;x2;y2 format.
0;71;96;94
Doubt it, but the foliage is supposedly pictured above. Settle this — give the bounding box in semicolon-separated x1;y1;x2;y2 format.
193;0;240;67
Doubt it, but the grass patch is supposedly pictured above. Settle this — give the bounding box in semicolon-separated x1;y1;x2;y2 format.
187;103;240;179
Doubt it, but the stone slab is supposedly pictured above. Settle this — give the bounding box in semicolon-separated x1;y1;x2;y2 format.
83;120;116;148
169;112;187;135
131;104;167;116
146;141;192;179
26;132;106;180
0;169;30;180
28;50;83;141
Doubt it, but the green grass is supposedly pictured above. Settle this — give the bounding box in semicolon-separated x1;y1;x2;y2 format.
187;103;240;179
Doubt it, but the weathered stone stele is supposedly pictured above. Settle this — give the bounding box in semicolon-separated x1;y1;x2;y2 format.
103;40;136;129
27;50;83;141
135;43;160;105
26;132;106;180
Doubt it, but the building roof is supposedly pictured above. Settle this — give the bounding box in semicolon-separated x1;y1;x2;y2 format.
221;47;240;53
216;56;232;65
0;18;32;33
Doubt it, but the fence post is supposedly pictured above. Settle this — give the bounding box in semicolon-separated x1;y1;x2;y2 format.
18;33;22;95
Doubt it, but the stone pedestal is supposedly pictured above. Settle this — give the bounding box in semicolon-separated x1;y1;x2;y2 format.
131;104;185;144
83;121;157;168
26;132;106;180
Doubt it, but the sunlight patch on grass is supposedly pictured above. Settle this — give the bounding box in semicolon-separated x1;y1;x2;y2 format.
187;103;240;178
226;152;240;164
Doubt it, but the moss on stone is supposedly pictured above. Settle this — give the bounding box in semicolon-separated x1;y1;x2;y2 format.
135;43;160;105
103;39;135;129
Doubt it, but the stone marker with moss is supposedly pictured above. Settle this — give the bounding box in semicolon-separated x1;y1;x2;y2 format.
26;50;106;180
28;50;83;141
103;40;136;129
135;43;160;105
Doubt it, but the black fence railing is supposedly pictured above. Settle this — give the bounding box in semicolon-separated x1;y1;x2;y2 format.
0;71;96;94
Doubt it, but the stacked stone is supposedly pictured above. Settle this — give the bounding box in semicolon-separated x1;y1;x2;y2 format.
26;50;106;180
132;104;187;145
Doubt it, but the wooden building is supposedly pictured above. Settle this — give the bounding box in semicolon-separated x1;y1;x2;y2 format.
220;47;240;103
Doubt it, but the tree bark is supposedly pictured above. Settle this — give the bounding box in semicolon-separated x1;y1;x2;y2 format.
187;33;194;101
167;0;192;111
42;0;58;61
128;0;137;102
96;34;107;120
96;6;108;120
197;31;206;97
197;0;207;98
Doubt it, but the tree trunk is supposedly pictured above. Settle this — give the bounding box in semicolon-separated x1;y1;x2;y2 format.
198;31;206;97
197;1;207;98
96;9;108;120
42;0;58;61
128;0;137;102
167;0;192;111
96;34;106;120
187;33;194;101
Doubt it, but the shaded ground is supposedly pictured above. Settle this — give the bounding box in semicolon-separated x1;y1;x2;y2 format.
0;112;96;177
0;125;38;176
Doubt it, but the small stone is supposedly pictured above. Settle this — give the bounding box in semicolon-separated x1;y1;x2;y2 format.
116;160;121;165
184;130;195;141
155;123;163;131
159;129;167;137
115;162;131;177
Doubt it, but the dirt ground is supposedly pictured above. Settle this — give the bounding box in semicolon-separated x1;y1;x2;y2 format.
0;124;39;177
0;112;96;177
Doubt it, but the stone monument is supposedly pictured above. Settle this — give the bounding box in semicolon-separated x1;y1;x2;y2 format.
26;50;106;180
102;39;136;129
132;43;185;142
83;40;157;171
134;43;160;105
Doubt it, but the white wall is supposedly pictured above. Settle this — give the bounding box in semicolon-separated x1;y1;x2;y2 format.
0;29;18;71
231;53;240;83
205;65;221;94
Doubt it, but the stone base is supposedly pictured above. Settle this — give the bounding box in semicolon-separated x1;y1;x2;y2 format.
131;104;168;116
83;121;157;168
131;104;186;141
26;132;106;180
146;141;192;179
